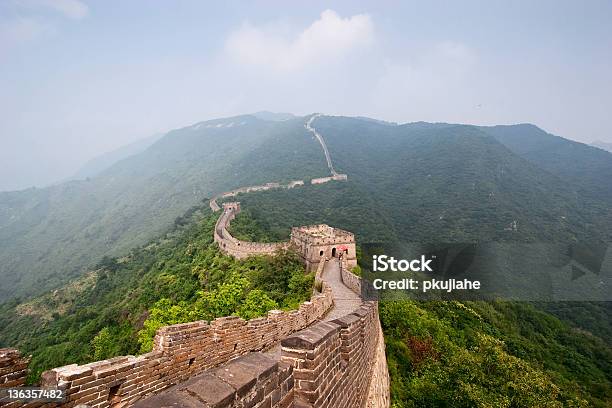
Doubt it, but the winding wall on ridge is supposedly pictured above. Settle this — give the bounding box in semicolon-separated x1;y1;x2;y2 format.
214;202;288;259
0;115;389;408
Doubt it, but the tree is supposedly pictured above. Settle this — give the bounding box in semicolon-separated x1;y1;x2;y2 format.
91;327;113;360
237;290;278;320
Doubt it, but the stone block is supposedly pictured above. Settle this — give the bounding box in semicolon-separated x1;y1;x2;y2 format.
281;322;339;350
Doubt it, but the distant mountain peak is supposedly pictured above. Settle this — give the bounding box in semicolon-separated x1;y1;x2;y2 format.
71;133;162;180
353;116;398;126
251;111;296;121
592;140;612;153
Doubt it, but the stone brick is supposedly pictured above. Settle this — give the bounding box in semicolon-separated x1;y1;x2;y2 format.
281;322;339;350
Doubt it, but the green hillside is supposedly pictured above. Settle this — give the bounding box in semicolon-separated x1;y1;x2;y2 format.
231;117;612;244
380;300;611;407
4;115;610;303
0;115;328;302
0;204;313;382
482;124;612;203
1;114;611;406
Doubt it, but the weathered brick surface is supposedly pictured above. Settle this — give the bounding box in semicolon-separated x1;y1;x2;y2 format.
0;348;31;408
214;202;290;259
278;263;390;408
280;301;386;408
0;281;332;408
0;349;30;390
366;327;390;408
132;353;294;408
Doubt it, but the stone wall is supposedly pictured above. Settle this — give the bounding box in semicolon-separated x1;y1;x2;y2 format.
129;261;390;408
340;258;362;293
0;349;30;408
214;202;288;259
1;349;30;388
366;327;391;408
209;180;306;213
133;352;294;408
280;301;385;408
276;262;389;408
310;174;348;184
0;261;390;408
0;283;332;408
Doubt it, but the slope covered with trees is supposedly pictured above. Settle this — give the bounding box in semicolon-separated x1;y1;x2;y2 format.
0;115;328;302
380;300;610;407
0;204;313;382
2;114;611;405
231;121;612;244
223;117;612;406
482;124;612;203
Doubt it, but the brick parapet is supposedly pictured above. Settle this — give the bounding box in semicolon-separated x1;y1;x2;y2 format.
0;349;30;389
0;348;31;408
340;258;362;295
132;352;294;408
366;326;390;408
280;266;390;408
214;201;288;259
0;281;332;407
280;301;383;408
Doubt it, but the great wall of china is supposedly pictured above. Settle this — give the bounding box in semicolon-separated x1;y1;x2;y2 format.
0;115;390;408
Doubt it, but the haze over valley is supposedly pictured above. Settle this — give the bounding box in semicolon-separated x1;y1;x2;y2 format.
1;2;611;407
1;113;611;302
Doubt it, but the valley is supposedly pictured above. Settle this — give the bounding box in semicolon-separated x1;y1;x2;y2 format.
1;113;611;407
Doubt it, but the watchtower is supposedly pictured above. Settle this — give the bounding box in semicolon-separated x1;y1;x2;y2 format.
290;224;357;271
222;202;241;212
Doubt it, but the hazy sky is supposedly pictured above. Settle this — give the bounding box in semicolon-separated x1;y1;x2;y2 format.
1;0;611;191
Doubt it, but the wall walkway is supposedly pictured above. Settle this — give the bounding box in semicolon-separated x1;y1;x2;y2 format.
0;116;389;408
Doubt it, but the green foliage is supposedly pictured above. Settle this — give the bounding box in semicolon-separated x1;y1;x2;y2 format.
484;124;612;203
137;298;202;353
91;328;114;360
194;272;250;320
228;210;278;242
0;205;312;382
237;290;278;320
381;300;610;407
0;115;329;302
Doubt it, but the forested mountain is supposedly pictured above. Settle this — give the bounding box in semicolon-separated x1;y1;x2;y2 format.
71;133;162;180
1;113;611;406
592;140;612;153
482;124;612;203
233;116;612;244
2;113;611;304
0;115;328;301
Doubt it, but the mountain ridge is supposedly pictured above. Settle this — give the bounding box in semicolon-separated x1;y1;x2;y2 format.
1;114;611;302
